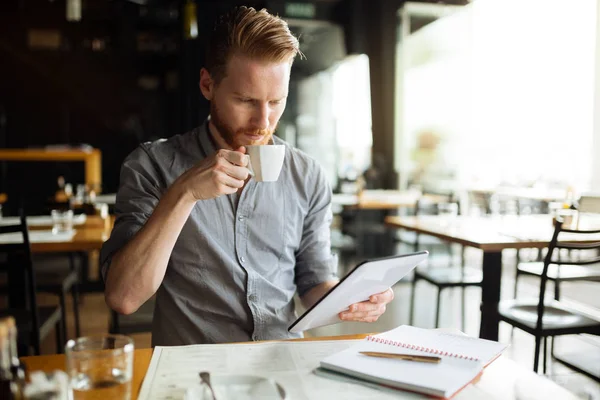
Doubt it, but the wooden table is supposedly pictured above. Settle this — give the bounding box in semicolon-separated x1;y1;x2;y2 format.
21;333;579;400
384;214;600;341
332;190;448;210
332;191;450;258
469;186;567;203
36;215;113;292
21;215;113;253
0;148;102;193
14;215;114;294
22;334;366;399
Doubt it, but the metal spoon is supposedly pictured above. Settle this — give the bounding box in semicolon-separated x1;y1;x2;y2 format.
199;371;217;400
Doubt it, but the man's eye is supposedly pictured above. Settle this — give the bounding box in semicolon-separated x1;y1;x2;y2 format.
239;98;253;103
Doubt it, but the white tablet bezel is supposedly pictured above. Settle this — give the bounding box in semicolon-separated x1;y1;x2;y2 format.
288;251;429;333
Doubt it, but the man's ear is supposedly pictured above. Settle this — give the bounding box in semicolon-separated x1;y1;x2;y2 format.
199;68;214;100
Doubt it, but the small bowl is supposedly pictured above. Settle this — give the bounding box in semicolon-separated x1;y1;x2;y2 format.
184;374;287;400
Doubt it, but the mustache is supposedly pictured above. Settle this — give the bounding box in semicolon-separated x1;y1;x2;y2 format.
235;128;273;136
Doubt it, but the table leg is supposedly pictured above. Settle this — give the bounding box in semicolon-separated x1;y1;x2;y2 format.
479;250;502;340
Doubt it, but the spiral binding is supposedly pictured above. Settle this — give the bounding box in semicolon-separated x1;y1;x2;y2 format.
366;335;479;361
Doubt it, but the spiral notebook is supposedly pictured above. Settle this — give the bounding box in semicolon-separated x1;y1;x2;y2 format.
319;325;508;399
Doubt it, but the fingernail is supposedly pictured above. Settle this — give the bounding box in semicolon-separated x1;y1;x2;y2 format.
351;305;357;312
371;296;378;302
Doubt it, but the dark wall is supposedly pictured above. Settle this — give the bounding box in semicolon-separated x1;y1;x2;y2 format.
0;0;350;206
0;0;182;210
0;0;422;210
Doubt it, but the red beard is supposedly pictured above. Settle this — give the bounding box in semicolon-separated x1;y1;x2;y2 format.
211;102;275;148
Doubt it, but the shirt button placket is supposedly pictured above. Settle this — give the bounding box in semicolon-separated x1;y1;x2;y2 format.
247;278;260;341
236;213;246;265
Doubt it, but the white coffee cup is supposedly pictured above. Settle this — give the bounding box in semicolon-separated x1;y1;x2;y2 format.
246;145;285;182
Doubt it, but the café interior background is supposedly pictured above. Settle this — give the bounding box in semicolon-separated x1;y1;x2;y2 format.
2;0;599;205
2;0;600;395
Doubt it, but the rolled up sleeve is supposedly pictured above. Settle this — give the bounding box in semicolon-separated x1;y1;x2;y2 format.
294;165;338;297
99;146;163;282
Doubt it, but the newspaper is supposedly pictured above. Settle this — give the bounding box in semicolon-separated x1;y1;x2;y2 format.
137;339;407;400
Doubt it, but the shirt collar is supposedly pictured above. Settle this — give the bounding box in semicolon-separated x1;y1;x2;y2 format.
197;119;217;157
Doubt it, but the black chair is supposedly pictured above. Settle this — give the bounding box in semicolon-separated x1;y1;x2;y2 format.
33;253;82;338
0;208;64;355
0;239;81;338
408;197;482;332
498;219;600;375
514;251;600;302
514;208;600;302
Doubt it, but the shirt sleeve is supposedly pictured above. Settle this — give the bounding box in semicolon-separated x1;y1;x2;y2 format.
294;164;338;297
99;146;163;282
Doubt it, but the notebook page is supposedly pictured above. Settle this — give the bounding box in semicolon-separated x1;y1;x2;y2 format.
374;325;507;366
320;339;482;398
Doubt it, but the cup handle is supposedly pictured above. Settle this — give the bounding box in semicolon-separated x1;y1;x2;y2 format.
246;155;255;177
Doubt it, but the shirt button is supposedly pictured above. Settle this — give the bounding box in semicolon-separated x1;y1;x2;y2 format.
252;334;259;341
248;293;256;302
238;215;244;221
240;256;246;263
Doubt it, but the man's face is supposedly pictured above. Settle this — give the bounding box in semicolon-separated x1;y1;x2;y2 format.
200;54;291;149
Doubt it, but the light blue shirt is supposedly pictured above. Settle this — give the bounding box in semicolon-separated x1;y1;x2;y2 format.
100;121;338;346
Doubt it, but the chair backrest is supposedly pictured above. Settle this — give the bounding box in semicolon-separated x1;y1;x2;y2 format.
415;192;455;216
535;219;600;330
0;207;41;350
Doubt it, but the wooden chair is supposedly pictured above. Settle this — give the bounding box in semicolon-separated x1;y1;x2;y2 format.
498;219;600;375
0;208;64;355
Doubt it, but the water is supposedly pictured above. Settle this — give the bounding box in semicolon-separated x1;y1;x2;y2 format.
70;369;131;400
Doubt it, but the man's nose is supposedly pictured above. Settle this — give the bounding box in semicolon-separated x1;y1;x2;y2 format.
251;103;269;130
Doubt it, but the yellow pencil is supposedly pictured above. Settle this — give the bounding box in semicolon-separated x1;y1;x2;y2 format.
359;351;442;364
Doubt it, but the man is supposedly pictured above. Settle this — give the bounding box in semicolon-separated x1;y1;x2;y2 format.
100;6;393;346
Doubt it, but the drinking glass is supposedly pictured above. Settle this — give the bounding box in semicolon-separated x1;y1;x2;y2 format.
51;209;74;234
66;334;134;400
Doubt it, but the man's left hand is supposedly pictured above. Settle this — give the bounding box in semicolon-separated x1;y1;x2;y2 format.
338;288;394;323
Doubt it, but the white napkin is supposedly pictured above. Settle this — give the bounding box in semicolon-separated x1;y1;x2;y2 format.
0;214;87;226
0;229;76;244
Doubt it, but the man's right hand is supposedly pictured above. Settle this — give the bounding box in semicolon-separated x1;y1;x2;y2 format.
176;147;250;201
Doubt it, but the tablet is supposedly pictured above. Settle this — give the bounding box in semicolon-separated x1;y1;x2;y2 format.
288;251;428;333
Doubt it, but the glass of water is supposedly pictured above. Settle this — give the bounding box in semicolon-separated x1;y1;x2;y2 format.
65;334;134;400
51;209;74;234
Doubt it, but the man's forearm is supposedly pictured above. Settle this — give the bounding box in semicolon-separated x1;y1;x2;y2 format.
300;279;339;309
105;183;196;314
